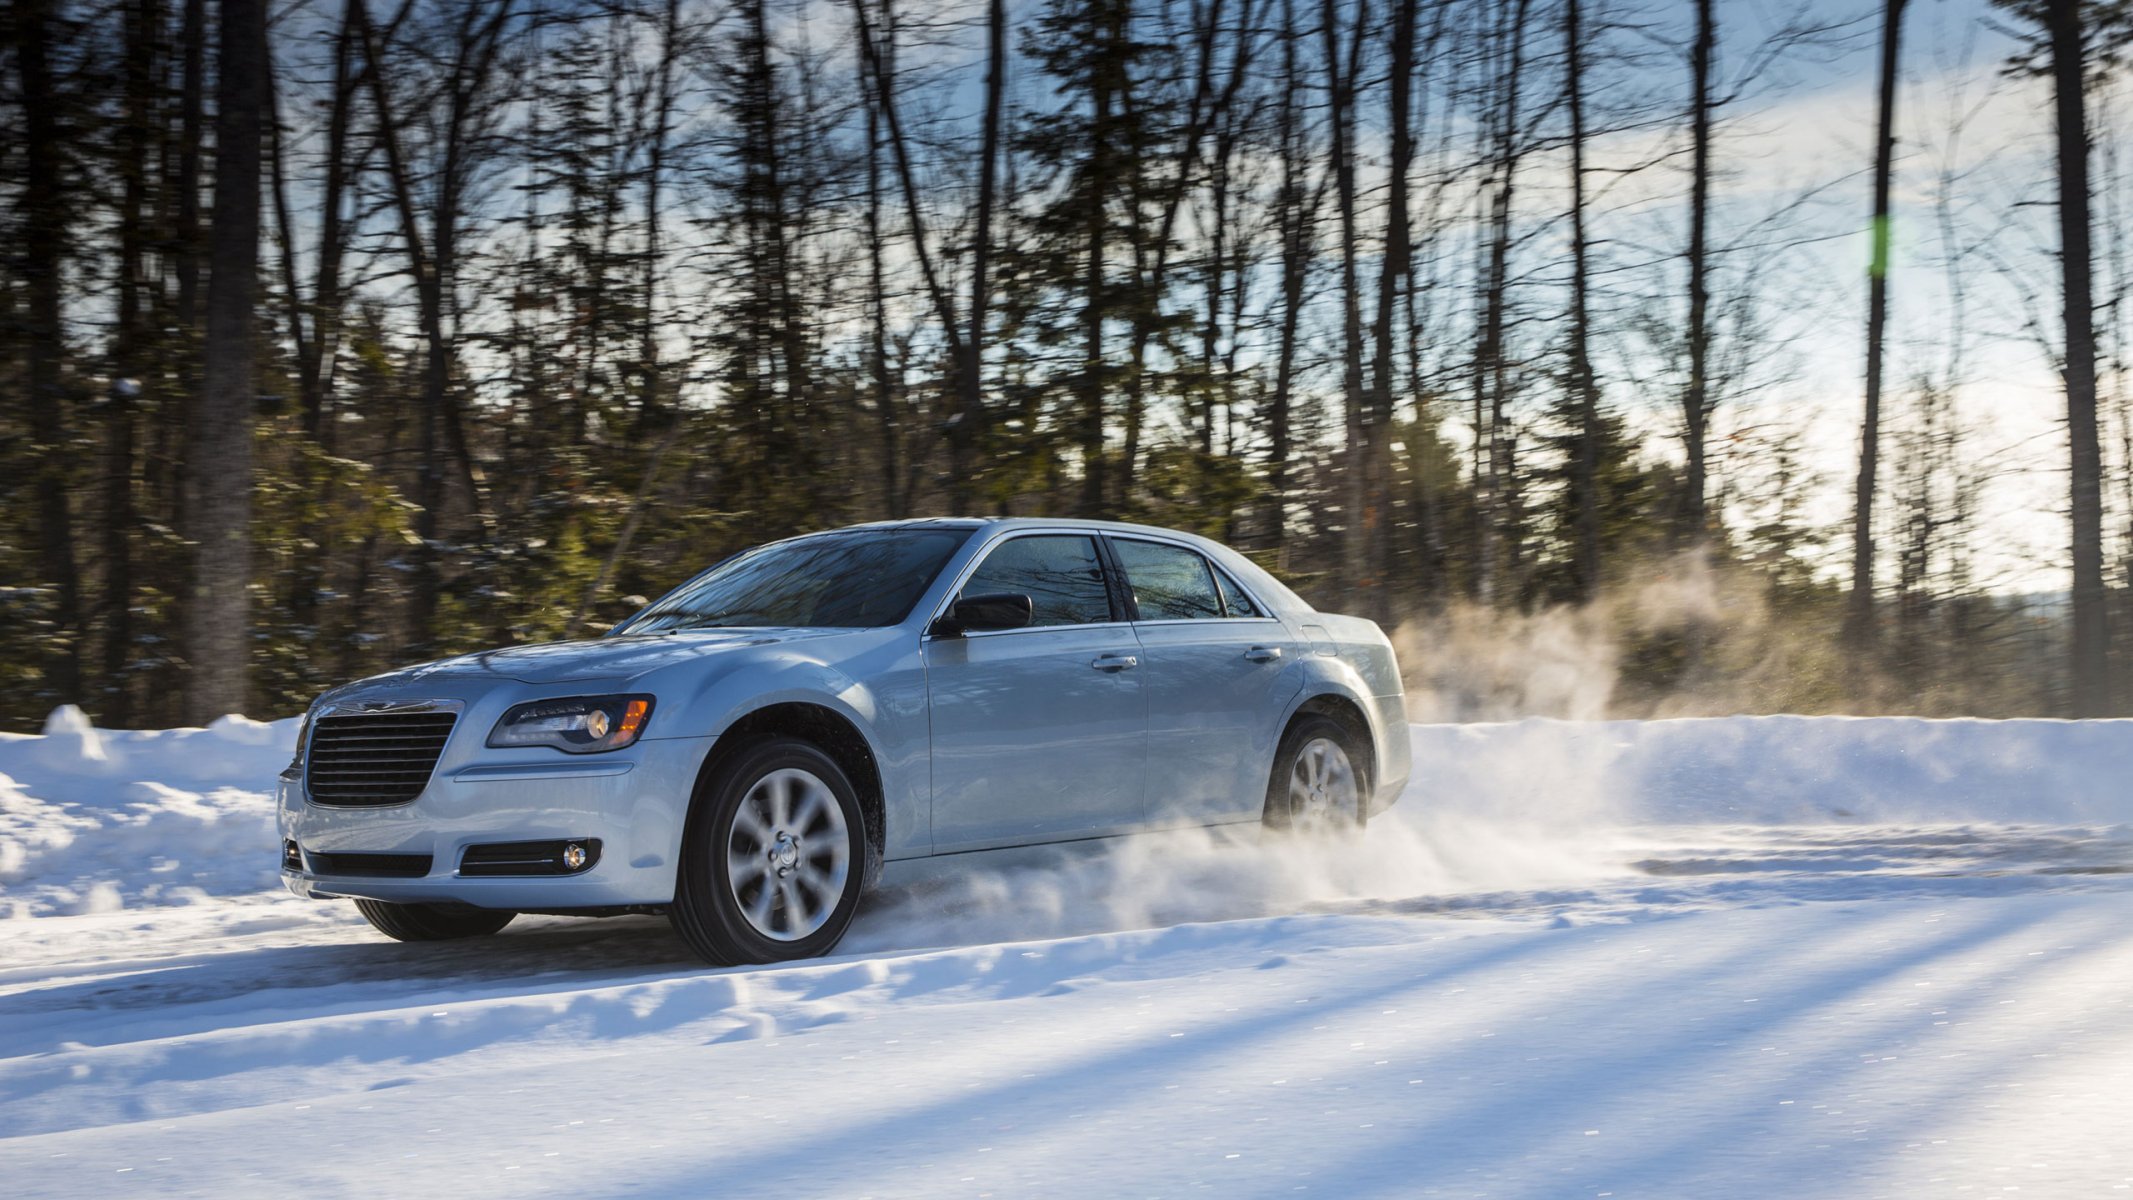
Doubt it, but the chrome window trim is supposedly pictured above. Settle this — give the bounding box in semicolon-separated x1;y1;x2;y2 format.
1101;533;1277;623
921;527;1122;639
1130;616;1284;628
954;619;1136;641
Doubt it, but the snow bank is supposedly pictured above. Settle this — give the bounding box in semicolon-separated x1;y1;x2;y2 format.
1413;715;2133;826
0;707;296;917
2;708;2129;918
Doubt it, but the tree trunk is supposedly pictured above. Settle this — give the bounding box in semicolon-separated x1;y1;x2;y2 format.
104;0;161;724
303;3;358;448
1847;0;1907;662
2047;0;2111;715
1474;0;1530;605
174;0;206;329
185;0;266;722
862;38;900;517
1265;0;1309;556
1075;5;1118;519
1565;0;1601;602
1368;0;1417;617
633;0;683;441
959;0;1007;512
19;0;85;706
1323;0;1367;600
1682;0;1715;540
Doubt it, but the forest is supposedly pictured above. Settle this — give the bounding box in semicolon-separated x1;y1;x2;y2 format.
2;0;2131;731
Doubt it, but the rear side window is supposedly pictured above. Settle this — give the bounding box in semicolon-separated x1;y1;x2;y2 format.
1214;569;1263;618
961;535;1114;627
1112;539;1223;621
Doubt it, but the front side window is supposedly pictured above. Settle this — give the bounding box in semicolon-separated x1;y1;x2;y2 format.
1112;539;1223;621
960;535;1114;627
616;529;972;632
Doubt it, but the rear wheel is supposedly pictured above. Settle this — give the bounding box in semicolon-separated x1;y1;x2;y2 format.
353;898;516;941
670;737;870;966
1265;714;1368;834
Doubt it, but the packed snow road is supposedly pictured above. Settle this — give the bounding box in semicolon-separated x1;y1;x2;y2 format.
3;715;2131;1196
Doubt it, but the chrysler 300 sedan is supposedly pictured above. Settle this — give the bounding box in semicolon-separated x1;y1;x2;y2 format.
279;518;1409;964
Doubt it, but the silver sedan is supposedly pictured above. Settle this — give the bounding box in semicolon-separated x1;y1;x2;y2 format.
279;518;1409;964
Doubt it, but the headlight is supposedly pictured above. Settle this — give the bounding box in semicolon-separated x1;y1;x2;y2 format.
487;695;655;754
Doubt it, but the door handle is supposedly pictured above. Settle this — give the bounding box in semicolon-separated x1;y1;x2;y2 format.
1244;646;1284;663
1091;654;1139;672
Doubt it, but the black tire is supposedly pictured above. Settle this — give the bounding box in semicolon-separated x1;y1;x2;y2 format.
1263;713;1370;834
670;737;873;966
353;898;516;941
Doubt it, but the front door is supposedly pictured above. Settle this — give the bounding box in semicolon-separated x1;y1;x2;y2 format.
924;533;1148;851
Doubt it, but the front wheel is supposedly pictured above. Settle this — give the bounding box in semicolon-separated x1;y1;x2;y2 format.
1265;714;1368;835
670;737;870;966
354;898;516;941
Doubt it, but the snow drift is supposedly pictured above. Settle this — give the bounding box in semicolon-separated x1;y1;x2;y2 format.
0;707;296;917
3;707;2130;919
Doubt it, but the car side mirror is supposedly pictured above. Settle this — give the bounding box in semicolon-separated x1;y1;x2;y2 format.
932;592;1034;637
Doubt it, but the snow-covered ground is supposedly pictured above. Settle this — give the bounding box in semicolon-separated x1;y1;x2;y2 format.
3;712;2130;1197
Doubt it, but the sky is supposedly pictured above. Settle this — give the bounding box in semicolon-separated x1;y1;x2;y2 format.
1579;0;2122;594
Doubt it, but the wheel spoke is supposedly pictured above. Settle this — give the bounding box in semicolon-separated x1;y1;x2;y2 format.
732;801;771;846
745;877;776;926
791;783;829;835
728;853;769;889
801;849;847;893
769;773;794;828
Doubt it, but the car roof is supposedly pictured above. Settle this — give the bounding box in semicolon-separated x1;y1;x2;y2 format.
840;516;1214;541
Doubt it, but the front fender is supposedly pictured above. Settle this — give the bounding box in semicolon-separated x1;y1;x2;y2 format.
637;632;931;858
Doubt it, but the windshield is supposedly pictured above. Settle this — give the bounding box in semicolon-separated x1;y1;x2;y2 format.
614;528;973;633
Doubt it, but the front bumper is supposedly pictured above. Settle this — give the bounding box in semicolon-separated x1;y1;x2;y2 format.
279;733;712;910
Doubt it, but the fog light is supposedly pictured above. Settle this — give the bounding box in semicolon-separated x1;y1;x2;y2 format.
282;840;303;872
562;842;589;872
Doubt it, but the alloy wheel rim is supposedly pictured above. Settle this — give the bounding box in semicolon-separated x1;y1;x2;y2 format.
726;767;851;942
1289;736;1357;832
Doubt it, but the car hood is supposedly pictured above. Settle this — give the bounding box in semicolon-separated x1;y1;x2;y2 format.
369;628;849;686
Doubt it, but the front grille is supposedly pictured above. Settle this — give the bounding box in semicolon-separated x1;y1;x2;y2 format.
305;710;457;805
305;851;434;878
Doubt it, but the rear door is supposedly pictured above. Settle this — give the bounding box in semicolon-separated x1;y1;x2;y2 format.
1106;536;1301;827
923;533;1148;851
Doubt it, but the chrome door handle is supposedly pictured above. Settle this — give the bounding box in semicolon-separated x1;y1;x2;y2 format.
1092;654;1139;672
1244;646;1284;663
